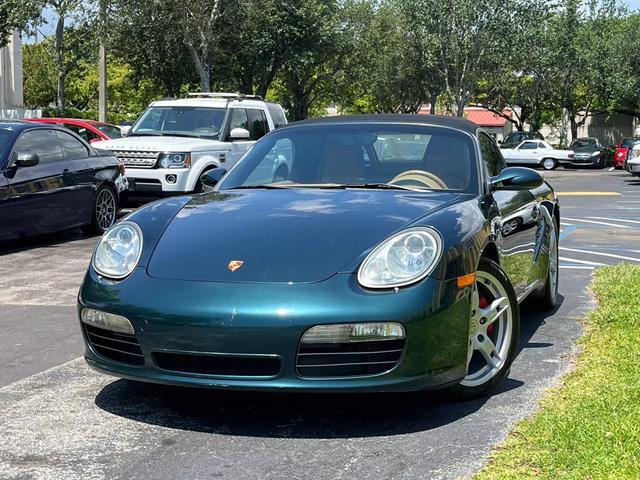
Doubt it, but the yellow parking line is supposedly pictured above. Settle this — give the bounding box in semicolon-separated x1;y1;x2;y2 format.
556;192;621;196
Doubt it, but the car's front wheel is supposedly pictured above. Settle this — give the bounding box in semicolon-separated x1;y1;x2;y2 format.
541;158;557;170
450;258;520;399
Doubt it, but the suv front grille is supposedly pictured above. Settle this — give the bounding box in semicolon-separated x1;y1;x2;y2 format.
296;338;405;378
153;352;282;377
112;150;159;168
84;324;144;365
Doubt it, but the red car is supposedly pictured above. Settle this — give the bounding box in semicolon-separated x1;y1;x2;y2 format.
614;137;640;169
24;118;122;144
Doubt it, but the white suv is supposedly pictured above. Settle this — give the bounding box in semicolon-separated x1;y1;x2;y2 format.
93;93;287;194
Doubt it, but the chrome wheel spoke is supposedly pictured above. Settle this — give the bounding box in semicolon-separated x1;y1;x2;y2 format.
481;297;508;327
477;337;499;369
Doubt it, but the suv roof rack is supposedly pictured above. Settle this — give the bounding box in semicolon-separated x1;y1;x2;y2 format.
187;92;264;100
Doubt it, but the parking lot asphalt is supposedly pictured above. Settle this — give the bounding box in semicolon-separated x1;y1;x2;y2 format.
1;168;638;480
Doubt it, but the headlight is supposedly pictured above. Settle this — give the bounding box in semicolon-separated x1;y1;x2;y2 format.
92;221;143;279
357;227;442;289
159;152;191;168
591;150;601;157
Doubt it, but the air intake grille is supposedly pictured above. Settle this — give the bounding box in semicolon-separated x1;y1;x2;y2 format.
296;338;405;378
153;352;281;377
84;324;144;365
112;150;159;168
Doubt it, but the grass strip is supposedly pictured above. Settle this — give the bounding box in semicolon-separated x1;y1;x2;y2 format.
476;264;640;480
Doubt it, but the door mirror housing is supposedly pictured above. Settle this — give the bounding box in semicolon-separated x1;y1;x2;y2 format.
120;125;131;136
199;167;227;192
490;167;544;191
229;128;251;141
14;153;40;167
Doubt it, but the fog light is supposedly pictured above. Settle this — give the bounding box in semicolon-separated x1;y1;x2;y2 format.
165;174;177;184
301;322;405;344
81;308;134;334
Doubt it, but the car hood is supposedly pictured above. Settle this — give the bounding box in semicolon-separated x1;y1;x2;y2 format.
147;189;462;283
93;136;228;152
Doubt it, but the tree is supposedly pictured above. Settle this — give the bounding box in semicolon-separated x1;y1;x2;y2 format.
0;0;42;48
109;0;196;97
22;38;57;109
401;0;513;116
476;0;557;131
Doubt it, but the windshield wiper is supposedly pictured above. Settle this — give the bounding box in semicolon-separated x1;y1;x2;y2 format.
127;132;162;137
226;184;294;190
159;132;203;138
318;183;427;191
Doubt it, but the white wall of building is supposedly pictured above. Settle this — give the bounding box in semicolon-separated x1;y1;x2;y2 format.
0;30;26;118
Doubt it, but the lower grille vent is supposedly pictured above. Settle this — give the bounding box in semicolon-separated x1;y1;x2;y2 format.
153;352;281;377
296;338;405;378
85;324;144;365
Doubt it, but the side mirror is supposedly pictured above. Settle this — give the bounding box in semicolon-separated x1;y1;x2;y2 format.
229;127;250;141
199;167;227;192
15;153;40;167
490;167;544;191
120;125;131;136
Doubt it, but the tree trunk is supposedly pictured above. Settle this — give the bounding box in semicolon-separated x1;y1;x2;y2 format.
429;92;438;114
185;42;210;92
55;15;65;114
570;117;578;142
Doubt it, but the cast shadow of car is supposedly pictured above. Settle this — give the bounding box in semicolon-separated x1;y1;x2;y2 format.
0;228;94;256
92;298;562;439
94;376;524;439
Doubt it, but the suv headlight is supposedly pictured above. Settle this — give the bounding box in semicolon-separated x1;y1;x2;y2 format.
357;227;442;289
92;221;143;279
590;150;601;157
159;152;191;169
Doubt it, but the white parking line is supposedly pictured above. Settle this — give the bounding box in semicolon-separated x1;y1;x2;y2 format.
560;222;574;227
560;246;640;263
588;216;640;225
561;217;631;229
559;256;606;266
560;265;595;270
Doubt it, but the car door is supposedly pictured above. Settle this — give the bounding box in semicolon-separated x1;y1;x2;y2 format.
55;129;96;225
479;132;538;296
2;128;68;236
514;141;539;164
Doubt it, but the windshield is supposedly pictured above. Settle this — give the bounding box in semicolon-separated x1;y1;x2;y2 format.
129;106;226;140
95;124;122;139
621;138;638;149
571;139;598;149
219;124;478;193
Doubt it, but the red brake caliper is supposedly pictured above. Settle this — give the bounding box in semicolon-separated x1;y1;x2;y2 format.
479;296;494;337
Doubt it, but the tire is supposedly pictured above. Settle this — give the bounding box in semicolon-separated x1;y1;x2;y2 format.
83;185;118;235
541;158;557;170
449;258;521;399
533;216;559;310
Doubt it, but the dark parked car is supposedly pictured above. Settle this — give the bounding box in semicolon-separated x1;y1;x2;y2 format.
0;121;127;242
79;115;559;399
499;131;544;149
568;137;605;168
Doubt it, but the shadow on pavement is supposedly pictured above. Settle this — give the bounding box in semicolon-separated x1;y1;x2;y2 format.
94;376;524;439
0;228;95;256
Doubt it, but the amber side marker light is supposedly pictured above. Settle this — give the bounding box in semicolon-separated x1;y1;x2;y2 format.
457;273;476;288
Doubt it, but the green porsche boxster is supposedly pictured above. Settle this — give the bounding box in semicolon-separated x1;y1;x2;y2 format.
79;115;559;399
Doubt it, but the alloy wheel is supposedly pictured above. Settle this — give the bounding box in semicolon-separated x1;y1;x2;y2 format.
543;158;556;170
96;188;117;231
460;270;514;388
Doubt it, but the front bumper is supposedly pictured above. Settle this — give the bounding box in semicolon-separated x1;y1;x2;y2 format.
628;162;640;176
79;268;471;392
127;167;192;193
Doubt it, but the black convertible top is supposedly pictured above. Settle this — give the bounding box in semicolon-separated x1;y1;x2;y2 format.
289;114;479;135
